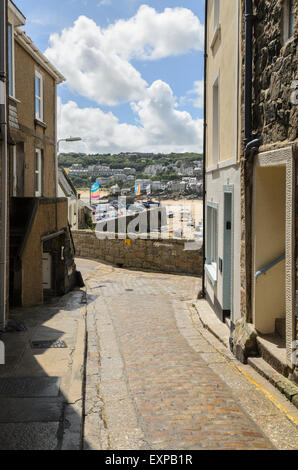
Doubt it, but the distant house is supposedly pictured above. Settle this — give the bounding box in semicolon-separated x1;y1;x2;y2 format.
58;169;79;230
96;177;110;186
121;188;131;196
111;184;121;196
123;167;136;175
151;181;162;191
179;181;187;192
113;174;128;182
69;164;86;175
167;181;180;193
144;165;164;176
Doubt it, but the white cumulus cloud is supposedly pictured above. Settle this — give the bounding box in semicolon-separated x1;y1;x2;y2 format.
103;5;204;61
189;80;204;109
46;16;147;106
58;81;203;154
45;6;204;106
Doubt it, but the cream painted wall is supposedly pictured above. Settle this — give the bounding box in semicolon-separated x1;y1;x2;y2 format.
206;0;240;168
205;0;242;323
252;165;286;333
206;164;241;322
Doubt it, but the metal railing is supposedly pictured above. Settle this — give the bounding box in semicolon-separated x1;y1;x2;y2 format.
255;253;285;279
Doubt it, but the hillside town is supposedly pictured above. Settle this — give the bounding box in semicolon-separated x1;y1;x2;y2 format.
64;154;204;196
0;0;297;454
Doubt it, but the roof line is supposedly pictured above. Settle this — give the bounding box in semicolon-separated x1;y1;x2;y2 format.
8;0;26;25
15;28;65;83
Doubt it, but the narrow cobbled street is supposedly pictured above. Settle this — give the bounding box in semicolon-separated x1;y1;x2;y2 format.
77;259;298;451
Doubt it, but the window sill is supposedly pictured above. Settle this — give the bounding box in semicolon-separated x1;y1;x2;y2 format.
9;95;21;104
205;263;217;286
210;23;221;50
206;164;218;173
35;118;47;129
218;157;238;169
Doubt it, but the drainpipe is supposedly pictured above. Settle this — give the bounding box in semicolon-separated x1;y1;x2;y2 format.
244;0;262;156
243;0;261;327
199;0;208;299
244;0;254;148
55;84;58;197
0;0;8;330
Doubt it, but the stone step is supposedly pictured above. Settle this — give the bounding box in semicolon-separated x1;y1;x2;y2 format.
248;356;298;409
256;334;289;377
275;317;286;339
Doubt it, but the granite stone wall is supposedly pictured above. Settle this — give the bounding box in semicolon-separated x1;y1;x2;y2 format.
253;0;298;372
239;0;298;372
72;230;203;276
252;0;298;145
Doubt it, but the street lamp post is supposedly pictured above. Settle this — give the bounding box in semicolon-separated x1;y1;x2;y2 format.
56;137;82;196
57;136;82;154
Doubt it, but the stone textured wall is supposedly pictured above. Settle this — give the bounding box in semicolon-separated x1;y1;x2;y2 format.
240;1;298;371
9;39;57;199
251;0;298;373
252;0;298;145
72;230;203;276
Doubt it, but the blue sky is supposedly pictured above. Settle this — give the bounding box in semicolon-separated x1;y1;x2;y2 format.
16;0;205;154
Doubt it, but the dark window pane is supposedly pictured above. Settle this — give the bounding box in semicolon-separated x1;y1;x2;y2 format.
35;172;39;192
35;97;40;118
35;76;40;97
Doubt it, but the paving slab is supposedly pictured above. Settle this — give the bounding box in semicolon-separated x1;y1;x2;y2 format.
77;260;298;450
0;377;61;398
0;288;86;450
0;397;64;423
0;422;60;450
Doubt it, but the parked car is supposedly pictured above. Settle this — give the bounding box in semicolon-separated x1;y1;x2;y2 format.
96;204;109;214
143;200;160;209
187;219;195;227
127;204;146;214
109;200;125;210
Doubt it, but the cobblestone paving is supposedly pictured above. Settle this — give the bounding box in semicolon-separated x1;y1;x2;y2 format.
79;260;298;450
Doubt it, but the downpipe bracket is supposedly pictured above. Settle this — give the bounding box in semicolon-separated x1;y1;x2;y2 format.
245;138;262;159
245;13;257;21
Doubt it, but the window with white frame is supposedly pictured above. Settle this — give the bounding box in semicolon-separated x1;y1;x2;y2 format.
214;0;220;29
206;203;218;283
212;76;219;165
35;149;42;197
8;23;14;97
283;0;295;42
35;71;44;121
